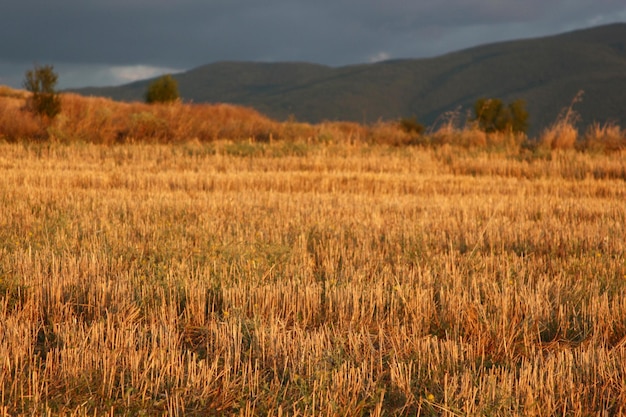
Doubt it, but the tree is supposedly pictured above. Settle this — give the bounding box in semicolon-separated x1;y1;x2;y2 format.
508;99;529;134
473;98;528;134
145;74;180;104
23;64;62;119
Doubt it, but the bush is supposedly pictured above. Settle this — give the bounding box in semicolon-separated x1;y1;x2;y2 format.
23;64;62;120
472;98;528;134
145;74;180;104
398;116;425;135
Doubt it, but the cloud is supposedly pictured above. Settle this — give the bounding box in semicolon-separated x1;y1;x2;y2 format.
0;62;182;89
368;52;391;63
585;9;626;27
109;66;182;84
56;64;183;88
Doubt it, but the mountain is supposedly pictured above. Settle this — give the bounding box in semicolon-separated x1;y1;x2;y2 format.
72;23;626;136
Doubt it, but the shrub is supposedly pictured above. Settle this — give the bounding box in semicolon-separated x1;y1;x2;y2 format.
398;116;425;135
472;98;528;134
366;121;413;146
508;100;529;134
23;64;62;120
145;74;180;104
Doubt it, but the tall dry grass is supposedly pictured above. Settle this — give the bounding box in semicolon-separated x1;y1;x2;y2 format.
0;95;44;141
423;108;527;153
1;141;625;415
0;89;380;146
580;123;626;154
539;90;584;151
1;85;624;155
54;94;285;144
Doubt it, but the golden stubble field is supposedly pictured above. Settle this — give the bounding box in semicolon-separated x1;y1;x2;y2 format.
0;141;625;416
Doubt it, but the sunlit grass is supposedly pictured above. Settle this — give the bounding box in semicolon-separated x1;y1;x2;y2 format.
1;141;625;415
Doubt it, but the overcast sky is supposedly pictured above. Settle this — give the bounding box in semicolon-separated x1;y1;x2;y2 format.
1;0;625;89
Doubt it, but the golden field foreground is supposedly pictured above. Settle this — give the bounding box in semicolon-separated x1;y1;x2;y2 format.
1;141;626;416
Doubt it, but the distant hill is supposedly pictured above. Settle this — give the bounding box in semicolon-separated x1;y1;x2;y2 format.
72;23;626;137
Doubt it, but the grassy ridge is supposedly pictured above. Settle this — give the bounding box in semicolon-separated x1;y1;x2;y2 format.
1;140;626;415
1;85;625;154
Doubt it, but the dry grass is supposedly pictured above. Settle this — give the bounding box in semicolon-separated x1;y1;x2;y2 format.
0;96;44;141
539;121;578;151
1;85;625;158
1;140;625;416
0;86;28;99
425;109;526;153
0;91;375;147
539;90;584;151
580;123;626;154
54;94;283;144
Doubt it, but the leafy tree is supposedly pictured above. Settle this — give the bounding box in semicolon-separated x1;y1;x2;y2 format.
145;74;180;104
23;64;62;119
473;98;528;134
474;98;504;133
508;99;529;134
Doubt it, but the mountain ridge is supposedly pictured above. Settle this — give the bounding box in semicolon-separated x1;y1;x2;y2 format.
72;23;626;136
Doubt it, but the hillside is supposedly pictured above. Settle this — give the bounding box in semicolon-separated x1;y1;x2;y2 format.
73;23;626;136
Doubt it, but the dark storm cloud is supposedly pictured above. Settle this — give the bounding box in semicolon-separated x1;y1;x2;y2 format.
1;0;215;65
0;0;625;88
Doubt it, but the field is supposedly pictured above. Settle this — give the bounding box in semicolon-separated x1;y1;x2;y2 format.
1;137;625;416
1;87;626;415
